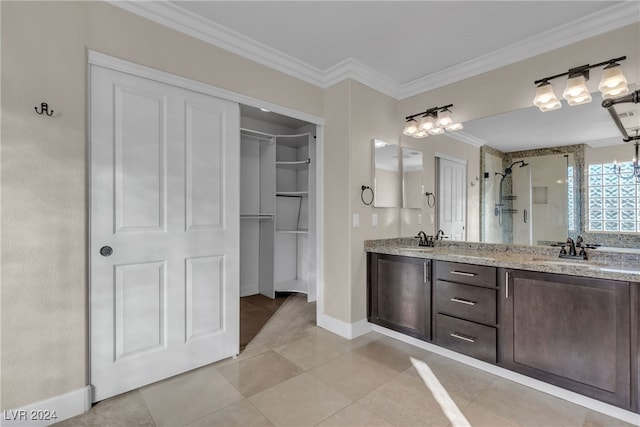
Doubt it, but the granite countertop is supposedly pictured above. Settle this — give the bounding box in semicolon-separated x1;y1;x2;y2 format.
365;238;640;282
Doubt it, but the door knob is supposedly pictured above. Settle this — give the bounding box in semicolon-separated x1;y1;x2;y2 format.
100;246;113;257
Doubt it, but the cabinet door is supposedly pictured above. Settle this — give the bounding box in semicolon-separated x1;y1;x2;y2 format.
368;253;431;341
500;269;632;410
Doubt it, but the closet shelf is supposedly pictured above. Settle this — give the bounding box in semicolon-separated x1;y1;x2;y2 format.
276;159;310;170
276;191;308;197
240;213;275;220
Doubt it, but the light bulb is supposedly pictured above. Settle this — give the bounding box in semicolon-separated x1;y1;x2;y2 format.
436;110;453;128
599;63;628;98
446;123;463;131
428;127;444;135
563;75;591;105
566;91;592;106
412;130;428;139
419;115;436;131
533;82;560;111
539;99;561;112
402;119;418;136
374;140;387;148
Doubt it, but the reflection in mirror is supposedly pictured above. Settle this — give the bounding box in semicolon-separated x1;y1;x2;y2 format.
464;101;628;245
402;147;423;209
482;146;578;245
372;139;400;207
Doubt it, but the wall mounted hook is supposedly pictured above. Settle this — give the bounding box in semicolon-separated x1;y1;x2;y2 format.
35;102;54;116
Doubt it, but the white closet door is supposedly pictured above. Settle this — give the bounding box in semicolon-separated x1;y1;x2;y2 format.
90;66;239;401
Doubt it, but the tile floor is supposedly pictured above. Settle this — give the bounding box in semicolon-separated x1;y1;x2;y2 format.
240;294;288;350
57;295;637;427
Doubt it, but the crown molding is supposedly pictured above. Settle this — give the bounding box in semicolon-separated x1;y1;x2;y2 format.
108;0;326;86
446;131;486;148
397;1;640;99
323;58;400;99
109;1;639;100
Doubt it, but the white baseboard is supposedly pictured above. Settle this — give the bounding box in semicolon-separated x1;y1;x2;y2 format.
317;314;372;339
240;284;259;297
1;385;91;427
372;324;640;425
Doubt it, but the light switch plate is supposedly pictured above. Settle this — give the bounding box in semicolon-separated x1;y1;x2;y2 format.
372;213;378;226
353;213;359;227
418;214;422;225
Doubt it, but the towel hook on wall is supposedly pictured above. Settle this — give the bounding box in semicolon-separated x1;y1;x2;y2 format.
35;102;54;116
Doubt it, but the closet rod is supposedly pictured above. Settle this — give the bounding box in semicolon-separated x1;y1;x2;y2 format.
241;128;275;137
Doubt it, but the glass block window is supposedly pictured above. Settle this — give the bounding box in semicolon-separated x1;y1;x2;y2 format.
567;166;575;232
587;162;639;232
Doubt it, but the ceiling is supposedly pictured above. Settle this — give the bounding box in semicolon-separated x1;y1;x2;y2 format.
114;1;639;100
113;1;640;148
171;1;616;84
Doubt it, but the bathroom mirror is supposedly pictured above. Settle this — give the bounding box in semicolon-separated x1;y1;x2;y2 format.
465;100;637;245
372;139;401;207
402;147;423;209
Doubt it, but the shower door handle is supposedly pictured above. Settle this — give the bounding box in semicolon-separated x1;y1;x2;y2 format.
524;209;527;224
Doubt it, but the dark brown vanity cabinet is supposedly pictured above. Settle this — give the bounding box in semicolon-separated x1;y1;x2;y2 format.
500;269;635;411
367;253;431;341
433;261;498;363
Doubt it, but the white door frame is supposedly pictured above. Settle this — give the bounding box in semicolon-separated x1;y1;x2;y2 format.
435;152;467;240
87;50;325;391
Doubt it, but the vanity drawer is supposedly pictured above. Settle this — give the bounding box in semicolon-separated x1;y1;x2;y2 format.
435;314;497;363
434;261;496;288
434;280;497;325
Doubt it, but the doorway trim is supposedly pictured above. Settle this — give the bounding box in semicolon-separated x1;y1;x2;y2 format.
87;49;325;391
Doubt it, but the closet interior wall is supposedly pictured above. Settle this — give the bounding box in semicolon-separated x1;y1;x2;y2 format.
239;112;316;302
240;130;275;298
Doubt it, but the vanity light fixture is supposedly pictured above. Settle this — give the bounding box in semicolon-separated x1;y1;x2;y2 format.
402;104;463;139
533;56;628;112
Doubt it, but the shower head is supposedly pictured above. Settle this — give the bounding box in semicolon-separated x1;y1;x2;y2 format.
509;160;528;170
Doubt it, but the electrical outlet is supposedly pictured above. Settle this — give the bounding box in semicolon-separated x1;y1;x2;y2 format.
372;213;378;226
353;213;359;228
418;214;422;225
430;214;435;224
